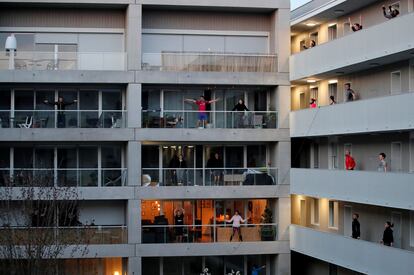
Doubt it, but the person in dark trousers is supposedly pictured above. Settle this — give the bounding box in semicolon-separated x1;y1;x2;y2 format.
176;154;187;185
226;210;246;242
344;83;356;102
44;97;77;128
381;221;394;246
352;213;360;239
206;153;224;185
174;207;185;243
383;5;399;19
232;99;249;128
168;154;180;186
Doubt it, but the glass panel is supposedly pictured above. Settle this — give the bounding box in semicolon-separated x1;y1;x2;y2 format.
247;145;266;168
102;90;122;110
35;90;55;128
0;147;10;186
0;89;11;128
15;90;34;110
205;256;224;275
225;147;243;168
57;148;77;187
34;148;54;168
225;256;244;274
79;147;98;168
163;257;182;275
183;256;202;275
80;91;98;128
142;258;160;275
14;147;33;168
247;255;267;275
101;146;122;168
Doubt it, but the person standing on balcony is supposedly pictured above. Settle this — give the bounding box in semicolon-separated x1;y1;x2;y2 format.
206;153;224;185
345;150;356;170
381;221;394;246
352;213;360;239
344;83;356;102
226;210;246;242
303;40;316;50
329;95;337;105
174;207;185;243
382;5;399;19
184;96;220;128
309;98;317;108
44;96;77;128
232;99;249;128
378;153;388;172
176;154;187;185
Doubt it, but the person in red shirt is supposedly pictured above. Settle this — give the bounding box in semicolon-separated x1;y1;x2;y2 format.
309;98;317;109
185;96;220;128
345;150;356;170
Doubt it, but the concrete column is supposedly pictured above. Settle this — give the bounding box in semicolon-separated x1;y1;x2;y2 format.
275;253;291;275
275;85;290;130
128;256;141;275
276;141;290;185
127;141;141;186
277;197;290;241
127;83;141;128
271;8;290;73
126;4;142;71
127;199;141;244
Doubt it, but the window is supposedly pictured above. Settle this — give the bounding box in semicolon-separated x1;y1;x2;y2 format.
310;87;318;101
343;22;351;36
329;201;339;229
328;83;338;102
328;24;337;41
310;198;319;225
312;143;319;168
391;71;402;94
410;211;414;247
309;32;318;45
329;143;338;169
299;92;306;109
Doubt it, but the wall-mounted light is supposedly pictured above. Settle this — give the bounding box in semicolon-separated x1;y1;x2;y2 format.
309;85;317;89
328;79;338;84
114;271;120;275
305;22;317;27
306;79;317;83
328;23;337;27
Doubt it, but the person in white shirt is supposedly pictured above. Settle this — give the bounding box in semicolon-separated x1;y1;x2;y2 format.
226;210;246;242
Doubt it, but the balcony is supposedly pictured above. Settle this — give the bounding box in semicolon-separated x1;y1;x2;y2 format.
0;110;126;129
0;226;127;245
290;225;414;274
290;92;414;137
142;52;278;73
291;168;414;210
290;12;414;80
0;168;127;187
142;110;277;129
142;223;277;244
0;51;126;71
142;167;278;187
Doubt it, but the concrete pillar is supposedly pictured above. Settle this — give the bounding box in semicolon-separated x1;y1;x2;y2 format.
277;197;291;241
275;253;291;275
126;4;142;71
276;141;290;185
127;83;142;128
127;199;141;243
275;85;290;130
271;8;290;73
128;256;141;275
127;141;141;186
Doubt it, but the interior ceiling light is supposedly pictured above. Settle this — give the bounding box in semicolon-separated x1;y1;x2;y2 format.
305;22;317;27
328;23;337;27
306;79;317;83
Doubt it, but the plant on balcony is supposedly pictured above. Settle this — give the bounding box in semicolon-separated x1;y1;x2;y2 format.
260;206;275;241
0;173;92;275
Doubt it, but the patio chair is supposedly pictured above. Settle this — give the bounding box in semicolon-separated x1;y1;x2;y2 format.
17;116;33;128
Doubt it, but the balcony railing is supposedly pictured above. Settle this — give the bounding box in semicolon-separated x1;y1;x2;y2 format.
0;226;127;245
0;51;126;71
142;223;277;243
0;110;126;128
0;168;127;187
141;167;277;186
142;52;278;73
142;110;277;129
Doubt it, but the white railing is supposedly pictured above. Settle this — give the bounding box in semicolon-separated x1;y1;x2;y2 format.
141;167;278;186
0;51;127;71
0;225;127;245
142;223;277;243
290;92;414;137
0;168;127;187
142;52;278;72
142;110;277;129
0;110;126;128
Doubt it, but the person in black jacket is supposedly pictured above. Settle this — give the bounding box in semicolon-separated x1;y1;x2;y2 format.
381;221;394;246
352;213;360;239
44;97;77;128
206;153;224;185
232;99;249;128
176;154;187;185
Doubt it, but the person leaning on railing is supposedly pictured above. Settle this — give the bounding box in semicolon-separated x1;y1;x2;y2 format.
232;99;249;128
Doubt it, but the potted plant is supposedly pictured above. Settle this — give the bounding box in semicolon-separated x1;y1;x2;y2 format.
260;206;275;241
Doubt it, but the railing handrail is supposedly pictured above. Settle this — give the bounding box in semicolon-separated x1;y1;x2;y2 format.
1;225;127;230
142;223;277;228
142;167;277;170
293;167;414;175
142;109;277;113
0;167;126;171
143;51;277;57
2;109;126;112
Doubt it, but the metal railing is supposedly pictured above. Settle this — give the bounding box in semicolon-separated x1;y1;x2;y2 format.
0;225;127;245
141;223;277;243
142;52;278;72
0;51;127;71
0;168;127;187
141;167;277;186
0;110;126;128
142;110;277;129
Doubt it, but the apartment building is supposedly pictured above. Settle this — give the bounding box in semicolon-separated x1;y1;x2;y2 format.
0;0;291;274
289;0;414;274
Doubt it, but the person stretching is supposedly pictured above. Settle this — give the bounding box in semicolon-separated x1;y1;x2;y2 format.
226;210;246;242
